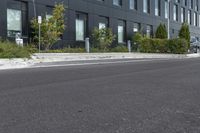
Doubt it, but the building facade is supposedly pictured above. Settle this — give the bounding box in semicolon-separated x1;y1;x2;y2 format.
0;0;200;47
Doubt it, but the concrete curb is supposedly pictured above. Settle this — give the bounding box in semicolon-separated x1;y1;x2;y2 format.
0;53;199;70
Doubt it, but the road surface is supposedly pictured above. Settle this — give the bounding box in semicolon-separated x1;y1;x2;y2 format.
0;58;200;133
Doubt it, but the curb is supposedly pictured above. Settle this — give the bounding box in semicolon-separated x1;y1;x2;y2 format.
0;53;199;70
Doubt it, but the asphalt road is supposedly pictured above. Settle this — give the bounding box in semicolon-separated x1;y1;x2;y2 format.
1;58;200;133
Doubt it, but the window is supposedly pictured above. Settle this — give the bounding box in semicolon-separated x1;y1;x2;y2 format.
143;0;150;14
113;0;122;6
130;0;137;10
133;23;140;32
194;12;197;26
46;6;53;20
7;0;27;37
155;0;161;16
7;9;22;37
146;25;152;37
173;4;178;21
199;14;200;27
175;0;180;3
181;7;185;23
195;0;198;11
165;0;169;19
118;20;126;43
189;0;193;9
98;16;109;29
188;10;192;25
75;12;88;41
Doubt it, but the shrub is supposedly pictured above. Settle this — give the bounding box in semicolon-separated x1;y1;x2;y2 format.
90;48;109;53
62;48;85;53
42;48;85;53
0;41;31;58
25;44;38;53
138;38;188;54
132;32;143;51
179;23;190;48
168;38;188;54
110;45;128;52
155;23;168;39
92;27;116;51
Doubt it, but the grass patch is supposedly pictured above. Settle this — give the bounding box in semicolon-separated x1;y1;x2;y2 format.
0;41;32;58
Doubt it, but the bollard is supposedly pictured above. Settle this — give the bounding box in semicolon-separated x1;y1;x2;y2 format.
127;40;131;53
85;37;90;53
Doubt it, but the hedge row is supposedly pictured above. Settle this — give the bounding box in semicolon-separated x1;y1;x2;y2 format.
138;38;188;54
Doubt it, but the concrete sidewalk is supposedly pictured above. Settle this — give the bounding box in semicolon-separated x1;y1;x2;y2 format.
0;53;199;70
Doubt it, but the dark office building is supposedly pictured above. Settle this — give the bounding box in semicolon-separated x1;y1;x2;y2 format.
1;0;200;47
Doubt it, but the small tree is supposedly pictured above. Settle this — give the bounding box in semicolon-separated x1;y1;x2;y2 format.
132;32;143;51
31;3;65;50
92;27;116;51
155;23;167;39
179;23;190;48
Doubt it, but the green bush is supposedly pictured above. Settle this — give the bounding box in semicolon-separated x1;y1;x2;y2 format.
155;23;168;39
168;38;188;54
132;32;143;51
42;48;85;53
0;41;31;58
90;48;109;53
63;48;85;53
91;27;116;51
110;45;128;52
179;23;190;49
25;44;38;53
139;38;188;54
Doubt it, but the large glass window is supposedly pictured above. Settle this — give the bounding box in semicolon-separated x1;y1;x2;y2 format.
155;0;161;16
98;16;109;29
195;0;198;11
189;0;193;9
7;9;22;37
194;12;197;26
118;20;126;43
130;0;137;10
46;6;53;20
143;0;150;14
199;14;200;27
133;23;140;32
188;10;192;24
113;0;122;6
165;0;169;19
7;0;27;37
146;25;152;38
75;12;88;41
181;7;185;23
173;4;178;21
76;19;84;41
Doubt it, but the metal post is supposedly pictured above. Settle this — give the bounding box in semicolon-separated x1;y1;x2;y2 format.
168;0;170;39
85;38;90;53
127;40;131;53
38;16;42;53
39;23;41;53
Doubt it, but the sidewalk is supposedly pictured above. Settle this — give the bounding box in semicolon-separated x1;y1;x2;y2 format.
0;53;199;70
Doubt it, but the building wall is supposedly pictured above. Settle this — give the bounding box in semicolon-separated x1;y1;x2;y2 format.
1;0;200;47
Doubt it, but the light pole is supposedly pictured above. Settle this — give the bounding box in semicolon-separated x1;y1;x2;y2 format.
168;0;170;39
